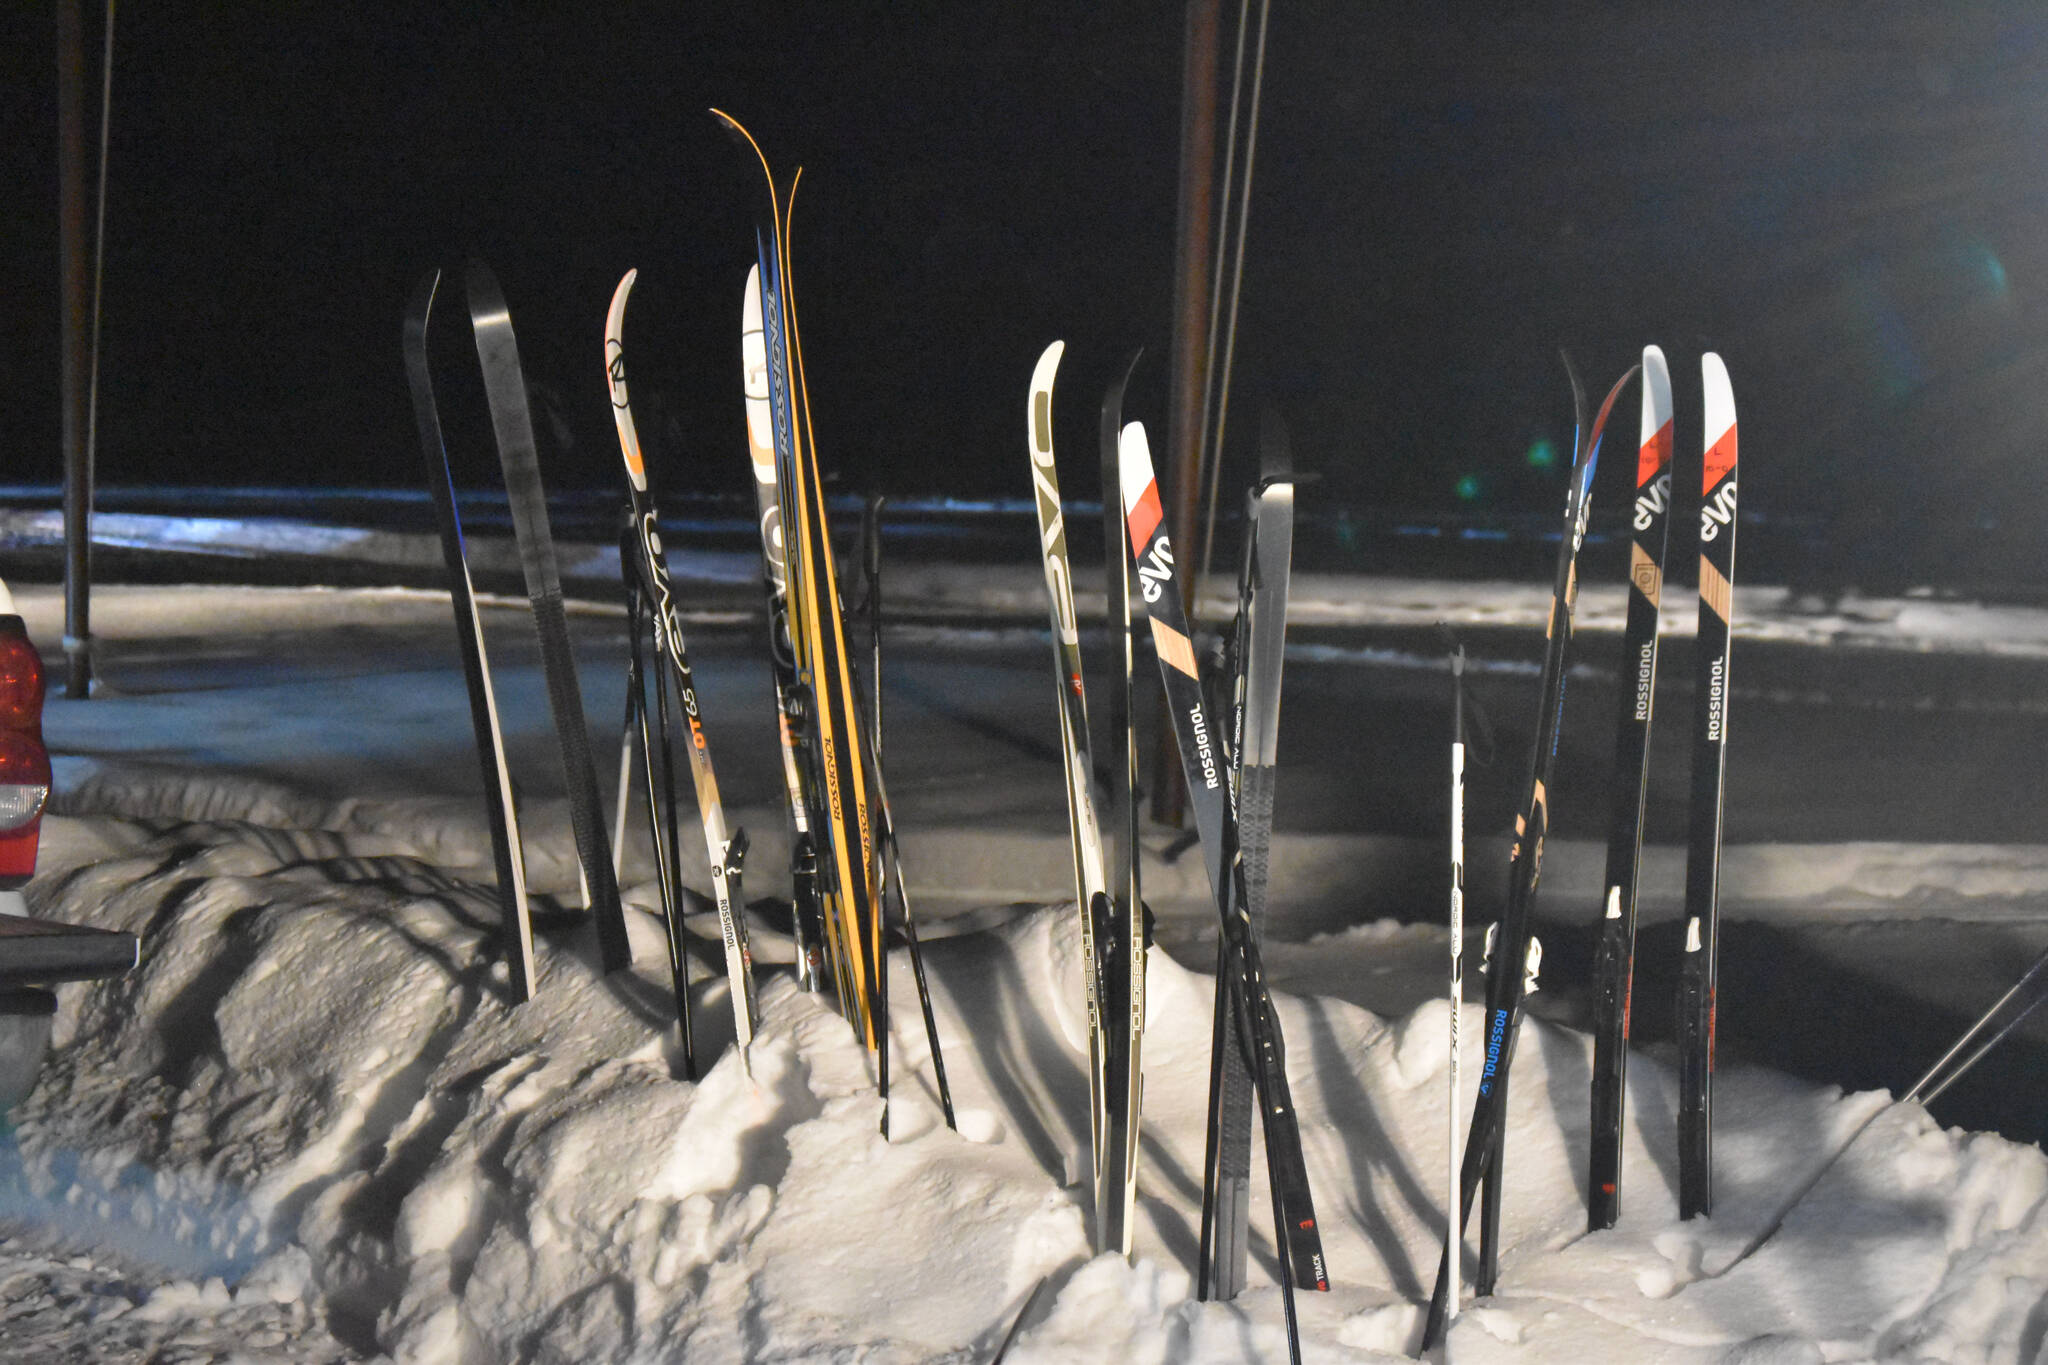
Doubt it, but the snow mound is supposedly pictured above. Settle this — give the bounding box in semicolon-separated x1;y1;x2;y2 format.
4;783;2046;1361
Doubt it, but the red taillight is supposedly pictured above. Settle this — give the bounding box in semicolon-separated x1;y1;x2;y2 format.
0;629;45;730
0;618;48;889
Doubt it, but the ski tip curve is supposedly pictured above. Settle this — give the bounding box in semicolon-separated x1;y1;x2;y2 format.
1031;339;1065;390
1117;421;1156;516
463;259;508;324
604;271;645;490
405;268;440;338
1641;345;1672;436
1702;353;1735;442
1029;342;1063;460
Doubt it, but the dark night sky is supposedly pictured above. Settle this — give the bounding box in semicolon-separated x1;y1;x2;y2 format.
11;3;2048;589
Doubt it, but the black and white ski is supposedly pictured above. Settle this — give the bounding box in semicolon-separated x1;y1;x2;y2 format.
401;269;536;1001
1203;411;1294;1301
1678;353;1738;1219
1422;362;1635;1348
1587;345;1674;1229
1122;420;1325;1365
1097;348;1148;1260
464;261;631;974
1025;340;1118;1253
607;270;759;1070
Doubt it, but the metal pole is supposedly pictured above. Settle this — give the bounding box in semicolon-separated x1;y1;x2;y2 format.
1156;0;1220;826
55;0;94;697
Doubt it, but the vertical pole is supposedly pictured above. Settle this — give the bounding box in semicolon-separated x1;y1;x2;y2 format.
1156;0;1220;826
57;0;94;697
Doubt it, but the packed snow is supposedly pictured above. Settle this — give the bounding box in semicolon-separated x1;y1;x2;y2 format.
2;582;2045;1363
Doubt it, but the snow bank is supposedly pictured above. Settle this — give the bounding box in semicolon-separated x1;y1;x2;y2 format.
4;776;2046;1362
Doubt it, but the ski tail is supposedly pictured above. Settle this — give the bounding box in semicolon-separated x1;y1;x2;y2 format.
1679;352;1738;1219
463;260;631;975
402;269;536;1002
1587;345;1674;1230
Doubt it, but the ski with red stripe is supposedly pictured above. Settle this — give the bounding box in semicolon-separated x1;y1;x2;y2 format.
1678;353;1738;1219
1587;345;1674;1228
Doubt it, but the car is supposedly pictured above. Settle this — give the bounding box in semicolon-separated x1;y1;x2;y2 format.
0;578;136;1116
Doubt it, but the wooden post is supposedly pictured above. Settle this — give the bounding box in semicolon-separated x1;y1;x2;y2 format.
1156;0;1219;826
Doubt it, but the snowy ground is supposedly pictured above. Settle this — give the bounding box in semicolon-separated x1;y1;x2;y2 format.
2;580;2046;1362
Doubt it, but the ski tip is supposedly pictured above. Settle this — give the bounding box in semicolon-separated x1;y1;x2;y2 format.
743;263;762;328
1640;345;1673;446
606;270;636;348
1029;342;1064;457
463;259;507;322
1702;353;1736;446
405;268;440;337
1117;420;1156;514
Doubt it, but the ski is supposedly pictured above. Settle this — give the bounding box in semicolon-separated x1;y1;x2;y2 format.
1121;419;1326;1365
715;111;884;1051
1203;409;1294;1300
1422;362;1635;1349
1096;348;1149;1264
607;270;759;1071
464;261;631;974
1024;340;1117;1253
401;269;536;1001
740;265;827;994
1587;345;1675;1230
1678;353;1738;1219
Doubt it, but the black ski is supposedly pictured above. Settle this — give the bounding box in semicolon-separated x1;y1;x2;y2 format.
1203;409;1295;1301
1120;419;1324;1365
1422;361;1635;1349
1678;353;1739;1219
1587;345;1674;1229
401;269;537;1001
1097;347;1148;1261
